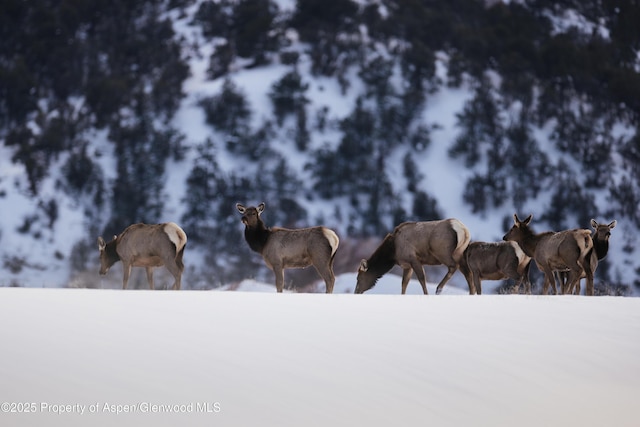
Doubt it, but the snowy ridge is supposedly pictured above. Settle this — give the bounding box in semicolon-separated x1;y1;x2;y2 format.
1;286;638;427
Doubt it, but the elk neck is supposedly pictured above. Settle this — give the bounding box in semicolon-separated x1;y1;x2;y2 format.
365;234;397;280
244;219;271;254
104;239;121;265
593;237;609;260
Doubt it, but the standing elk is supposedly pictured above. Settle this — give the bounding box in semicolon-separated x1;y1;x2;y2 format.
503;214;593;295
236;202;339;293
97;222;187;290
561;219;617;295
355;219;471;294
459;241;532;295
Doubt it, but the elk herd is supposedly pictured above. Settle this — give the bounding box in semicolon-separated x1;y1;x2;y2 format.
96;202;617;296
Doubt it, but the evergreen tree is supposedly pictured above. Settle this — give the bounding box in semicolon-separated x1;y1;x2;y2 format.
181;138;223;244
269;70;309;127
403;152;423;193
232;0;280;64
503;113;550;211
412;191;442;221
103;109;179;235
200;79;251;135
541;163;597;230
449;78;502;167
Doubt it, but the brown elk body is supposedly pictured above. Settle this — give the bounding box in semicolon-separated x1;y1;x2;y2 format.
459;241;532;295
236;203;339;293
562;219;617;295
97;222;187;290
355;219;471;294
503;214;593;295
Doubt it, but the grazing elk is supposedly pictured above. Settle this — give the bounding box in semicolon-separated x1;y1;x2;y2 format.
459;241;532;295
236;202;339;293
355;219;471;294
97;222;187;290
503;214;593;295
562;219;617;295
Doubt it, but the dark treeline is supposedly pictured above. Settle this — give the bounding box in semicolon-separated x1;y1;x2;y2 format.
1;0;638;291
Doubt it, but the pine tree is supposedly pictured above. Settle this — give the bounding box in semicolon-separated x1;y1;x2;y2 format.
181;138;223;244
449;78;502;167
269;70;309;127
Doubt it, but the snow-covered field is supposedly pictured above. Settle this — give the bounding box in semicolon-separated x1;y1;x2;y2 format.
1;274;638;427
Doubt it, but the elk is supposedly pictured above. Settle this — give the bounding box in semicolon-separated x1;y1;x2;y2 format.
503;214;593;295
236;202;339;293
562;219;617;295
355;219;471;294
459;241;532;295
97;222;187;290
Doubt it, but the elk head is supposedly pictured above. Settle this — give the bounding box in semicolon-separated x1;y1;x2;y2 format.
97;235;118;275
236;202;265;228
591;219;616;242
502;214;535;256
355;259;374;294
503;214;533;243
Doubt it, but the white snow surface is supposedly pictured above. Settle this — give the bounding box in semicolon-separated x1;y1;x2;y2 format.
1;274;638;427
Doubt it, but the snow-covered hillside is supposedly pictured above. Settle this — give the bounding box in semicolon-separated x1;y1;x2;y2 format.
0;0;638;294
1;284;638;427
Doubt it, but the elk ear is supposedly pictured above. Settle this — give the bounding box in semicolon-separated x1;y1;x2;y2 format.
514;214;532;226
590;219;599;229
236;203;246;214
608;220;617;229
257;202;265;214
359;259;368;272
97;237;106;251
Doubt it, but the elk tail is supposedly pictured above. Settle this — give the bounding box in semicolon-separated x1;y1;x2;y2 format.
323;228;340;261
451;219;471;264
165;222;188;270
577;229;593;262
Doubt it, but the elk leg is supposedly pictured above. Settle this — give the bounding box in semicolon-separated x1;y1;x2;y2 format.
549;271;560;295
164;260;182;290
565;270;581;295
122;263;132;290
565;257;587;296
572;279;581;295
409;261;428;295
435;266;456;295
146;267;154;290
540;267;555;295
313;263;335;294
273;265;285;293
401;268;412;295
473;273;482;295
459;263;476;295
583;257;595;296
503;261;520;293
555;271;564;294
513;275;523;294
522;262;532;295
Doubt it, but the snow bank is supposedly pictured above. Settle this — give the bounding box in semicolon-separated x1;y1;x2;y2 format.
0;287;638;427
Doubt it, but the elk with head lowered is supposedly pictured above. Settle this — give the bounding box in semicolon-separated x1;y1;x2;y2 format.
97;222;187;290
236;202;339;293
503;214;593;295
355;219;471;294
